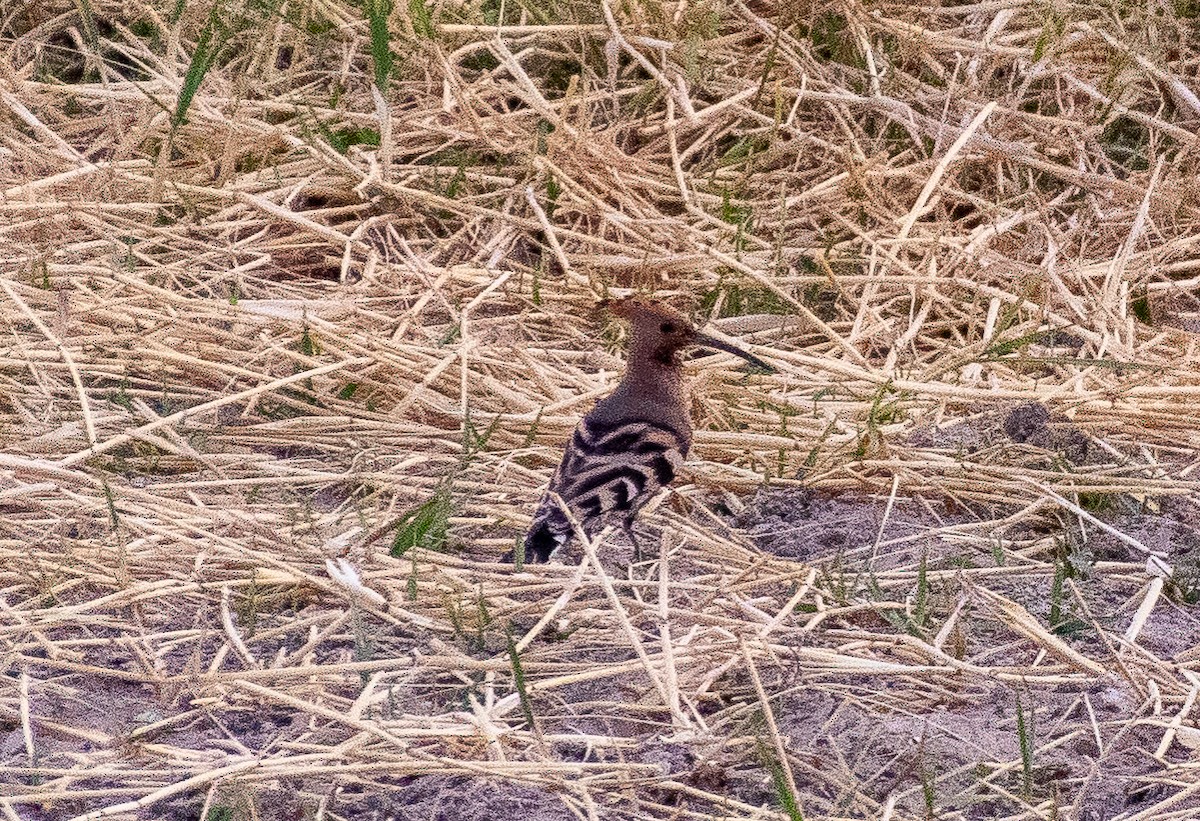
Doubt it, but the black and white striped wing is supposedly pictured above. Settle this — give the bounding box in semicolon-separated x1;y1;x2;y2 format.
555;418;685;519
519;417;686;562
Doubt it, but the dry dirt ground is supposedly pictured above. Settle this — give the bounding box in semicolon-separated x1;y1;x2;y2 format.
4;1;1200;820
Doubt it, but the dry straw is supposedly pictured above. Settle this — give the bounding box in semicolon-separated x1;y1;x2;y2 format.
3;0;1200;818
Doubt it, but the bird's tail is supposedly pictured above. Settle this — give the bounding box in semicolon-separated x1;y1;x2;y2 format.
522;518;564;563
504;503;570;563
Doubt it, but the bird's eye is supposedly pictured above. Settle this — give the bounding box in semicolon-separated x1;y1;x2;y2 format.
660;322;677;334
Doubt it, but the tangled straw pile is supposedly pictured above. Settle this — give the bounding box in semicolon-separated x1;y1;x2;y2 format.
3;0;1200;818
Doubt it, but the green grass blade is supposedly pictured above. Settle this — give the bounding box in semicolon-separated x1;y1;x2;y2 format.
506;630;535;729
173;7;224;128
364;0;394;92
408;0;435;38
1016;691;1035;798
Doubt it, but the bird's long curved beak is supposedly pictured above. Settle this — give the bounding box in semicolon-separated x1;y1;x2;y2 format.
693;331;775;373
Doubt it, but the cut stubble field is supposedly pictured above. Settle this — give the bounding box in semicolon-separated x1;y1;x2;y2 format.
3;1;1200;819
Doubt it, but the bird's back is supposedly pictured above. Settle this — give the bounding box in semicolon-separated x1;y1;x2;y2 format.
520;401;689;562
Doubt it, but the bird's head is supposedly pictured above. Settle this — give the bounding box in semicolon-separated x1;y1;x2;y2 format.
601;296;774;372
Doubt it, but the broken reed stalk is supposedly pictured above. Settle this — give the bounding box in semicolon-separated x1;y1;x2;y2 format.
2;0;1200;819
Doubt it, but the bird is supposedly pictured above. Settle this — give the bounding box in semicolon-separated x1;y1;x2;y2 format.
510;296;774;564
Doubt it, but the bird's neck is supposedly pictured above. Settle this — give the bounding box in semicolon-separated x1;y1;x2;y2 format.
624;347;684;392
607;349;690;427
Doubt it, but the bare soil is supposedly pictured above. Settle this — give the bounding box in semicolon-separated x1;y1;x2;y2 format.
5;0;1200;819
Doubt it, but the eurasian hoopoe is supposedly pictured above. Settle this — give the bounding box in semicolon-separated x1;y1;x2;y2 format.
510;296;773;563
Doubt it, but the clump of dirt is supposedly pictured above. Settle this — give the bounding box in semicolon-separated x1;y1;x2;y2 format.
732;488;883;560
332;776;568;821
909;401;1091;465
732;486;986;569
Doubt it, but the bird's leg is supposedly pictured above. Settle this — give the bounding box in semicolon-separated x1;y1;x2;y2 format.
622;516;643;563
